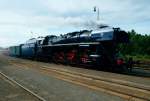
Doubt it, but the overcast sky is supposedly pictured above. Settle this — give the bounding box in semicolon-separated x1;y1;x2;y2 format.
0;0;150;47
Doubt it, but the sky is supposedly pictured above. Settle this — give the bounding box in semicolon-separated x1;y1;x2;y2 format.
0;0;150;47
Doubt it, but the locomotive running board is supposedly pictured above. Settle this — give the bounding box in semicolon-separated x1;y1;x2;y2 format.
41;42;100;47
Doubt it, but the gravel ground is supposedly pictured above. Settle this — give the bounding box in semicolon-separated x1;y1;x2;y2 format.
40;62;150;85
0;74;40;101
0;54;127;101
1;53;150;101
0;64;126;101
5;54;150;86
16;58;150;86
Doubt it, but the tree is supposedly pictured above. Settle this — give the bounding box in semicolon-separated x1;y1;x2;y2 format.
120;29;150;57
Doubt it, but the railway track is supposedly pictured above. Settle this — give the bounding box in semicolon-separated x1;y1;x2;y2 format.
9;60;150;101
0;71;46;101
133;63;150;71
133;66;150;71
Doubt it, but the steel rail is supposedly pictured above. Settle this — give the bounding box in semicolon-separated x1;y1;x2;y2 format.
0;71;47;101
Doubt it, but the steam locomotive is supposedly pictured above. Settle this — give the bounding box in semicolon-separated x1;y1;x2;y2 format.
9;27;129;70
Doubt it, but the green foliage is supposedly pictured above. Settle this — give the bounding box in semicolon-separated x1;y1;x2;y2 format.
119;29;150;59
125;55;150;62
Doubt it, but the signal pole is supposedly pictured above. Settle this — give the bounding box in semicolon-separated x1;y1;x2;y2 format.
31;31;33;38
94;6;100;21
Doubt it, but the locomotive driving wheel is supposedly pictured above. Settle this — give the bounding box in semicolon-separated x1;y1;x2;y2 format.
52;51;66;63
66;50;77;64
